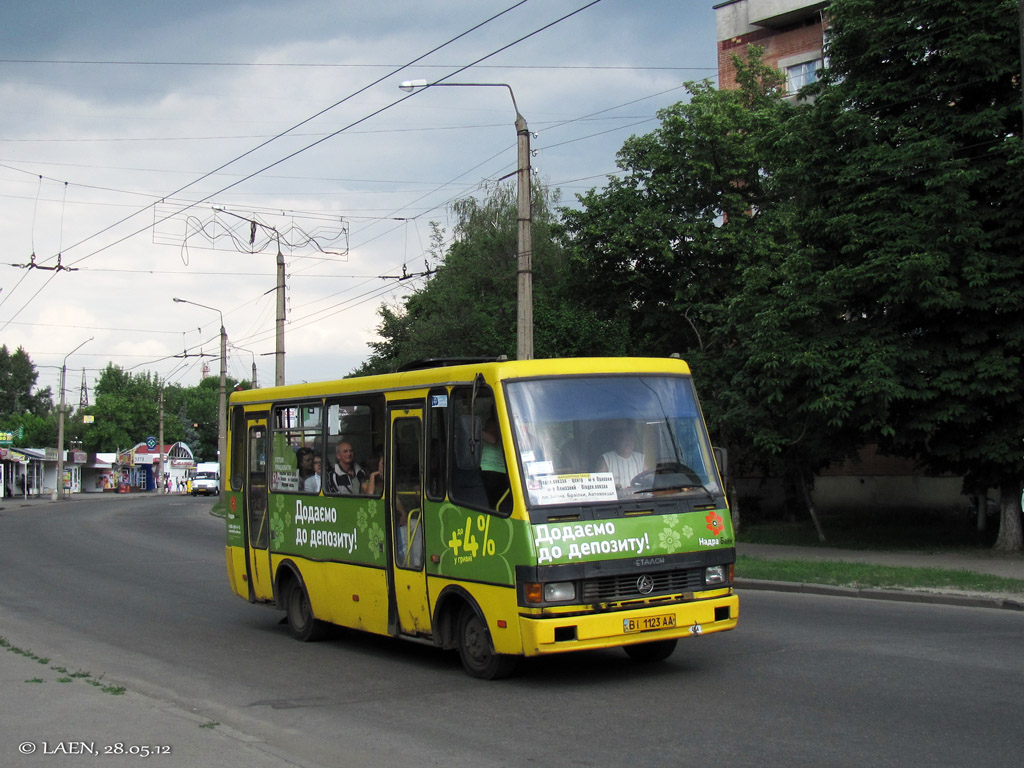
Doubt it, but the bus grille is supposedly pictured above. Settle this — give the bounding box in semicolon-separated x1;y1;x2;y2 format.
581;568;705;602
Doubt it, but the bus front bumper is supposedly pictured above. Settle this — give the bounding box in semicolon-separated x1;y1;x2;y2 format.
517;592;739;656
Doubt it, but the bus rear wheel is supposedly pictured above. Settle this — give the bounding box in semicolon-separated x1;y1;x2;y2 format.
457;607;518;680
284;578;326;642
623;638;677;663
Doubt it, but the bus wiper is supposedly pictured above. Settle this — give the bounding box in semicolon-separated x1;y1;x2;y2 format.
651;481;717;504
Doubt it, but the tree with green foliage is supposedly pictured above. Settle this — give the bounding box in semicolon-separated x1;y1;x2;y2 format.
561;1;1024;551
84;365;161;453
165;376;223;461
1;411;56;448
356;183;623;375
0;345;56;448
779;0;1024;549
82;364;235;461
0;345;52;419
559;53;867;534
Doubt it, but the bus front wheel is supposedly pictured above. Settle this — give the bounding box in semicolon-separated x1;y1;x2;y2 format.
457;607;518;680
284;578;326;642
623;638;677;663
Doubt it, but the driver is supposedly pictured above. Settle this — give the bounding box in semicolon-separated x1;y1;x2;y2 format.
597;427;645;491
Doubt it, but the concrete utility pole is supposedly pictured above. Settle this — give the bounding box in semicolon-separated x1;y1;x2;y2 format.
276;239;286;385
173;298;227;490
399;79;534;360
515;108;533;361
55;337;92;501
214;208;287;386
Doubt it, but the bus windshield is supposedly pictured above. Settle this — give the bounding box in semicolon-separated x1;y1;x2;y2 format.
505;374;720;507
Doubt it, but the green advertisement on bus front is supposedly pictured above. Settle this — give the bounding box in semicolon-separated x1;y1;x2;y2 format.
528;509;733;566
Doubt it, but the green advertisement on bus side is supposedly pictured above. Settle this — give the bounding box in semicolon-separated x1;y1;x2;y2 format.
230;489;733;578
270;494;388;565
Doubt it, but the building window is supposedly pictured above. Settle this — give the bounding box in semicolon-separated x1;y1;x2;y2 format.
786;59;821;94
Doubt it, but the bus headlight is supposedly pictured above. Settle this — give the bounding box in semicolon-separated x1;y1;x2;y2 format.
705;565;727;586
544;582;575;602
524;582;576;604
543;582;576;602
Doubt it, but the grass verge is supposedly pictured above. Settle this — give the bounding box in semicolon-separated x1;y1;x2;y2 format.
737;555;1024;595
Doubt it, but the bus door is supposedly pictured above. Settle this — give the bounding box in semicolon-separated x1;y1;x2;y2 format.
245;418;274;602
389;407;431;635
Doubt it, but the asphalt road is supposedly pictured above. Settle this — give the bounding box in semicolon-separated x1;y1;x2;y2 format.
1;494;1021;767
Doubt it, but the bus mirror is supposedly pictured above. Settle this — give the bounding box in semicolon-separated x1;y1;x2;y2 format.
469;373;486;457
713;447;728;481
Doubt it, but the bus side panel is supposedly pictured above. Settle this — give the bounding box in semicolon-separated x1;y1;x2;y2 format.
278;556;390;637
226;546;248;599
431;579;524;656
271;493;388;569
426;500;533;587
225;490;248;599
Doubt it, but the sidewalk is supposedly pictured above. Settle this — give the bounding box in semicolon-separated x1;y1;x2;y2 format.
0;490;177;507
737;542;1024;611
0;641;307;768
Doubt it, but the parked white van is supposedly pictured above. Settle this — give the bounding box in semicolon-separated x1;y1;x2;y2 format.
191;462;220;496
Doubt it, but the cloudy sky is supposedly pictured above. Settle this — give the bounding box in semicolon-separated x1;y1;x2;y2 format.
0;0;719;399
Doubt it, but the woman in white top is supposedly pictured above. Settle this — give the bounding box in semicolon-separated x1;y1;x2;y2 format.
598;428;644;491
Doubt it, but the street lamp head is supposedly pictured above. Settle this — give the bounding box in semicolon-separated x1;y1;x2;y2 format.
395;77;532;359
172;297;185;303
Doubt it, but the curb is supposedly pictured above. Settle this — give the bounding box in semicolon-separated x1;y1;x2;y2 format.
736;578;1024;612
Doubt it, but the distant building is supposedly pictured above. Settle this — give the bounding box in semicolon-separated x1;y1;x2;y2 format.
123;441;196;492
714;0;828;96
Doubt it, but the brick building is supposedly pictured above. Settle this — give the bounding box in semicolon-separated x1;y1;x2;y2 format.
714;0;828;95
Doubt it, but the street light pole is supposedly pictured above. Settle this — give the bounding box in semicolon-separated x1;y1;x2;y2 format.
173;298;227;489
399;79;533;360
55;336;92;501
514;108;533;361
231;343;259;389
276;236;286;385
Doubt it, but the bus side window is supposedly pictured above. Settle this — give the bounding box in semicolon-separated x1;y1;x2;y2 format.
229;405;245;491
324;397;385;497
426;388;448;501
449;387;508;514
270;403;323;494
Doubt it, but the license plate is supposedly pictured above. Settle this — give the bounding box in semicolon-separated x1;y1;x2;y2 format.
623;614;676;634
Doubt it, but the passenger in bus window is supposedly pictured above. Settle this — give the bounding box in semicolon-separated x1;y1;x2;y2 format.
597;426;645;491
325;440;366;494
480;416;509;511
297;447;320;493
361;451;384;496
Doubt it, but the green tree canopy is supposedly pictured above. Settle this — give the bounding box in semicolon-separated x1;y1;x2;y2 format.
85;364;161;453
82;365;234;460
559;2;1023;550
778;0;1024;548
0;344;52;419
355;182;623;376
558;52;872;520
